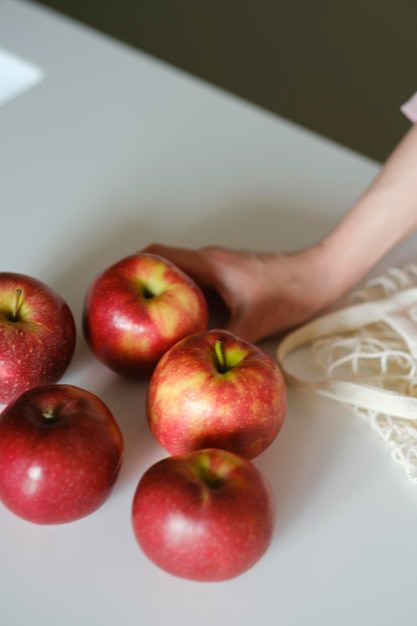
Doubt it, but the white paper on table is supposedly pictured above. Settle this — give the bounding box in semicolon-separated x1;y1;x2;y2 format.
0;48;43;107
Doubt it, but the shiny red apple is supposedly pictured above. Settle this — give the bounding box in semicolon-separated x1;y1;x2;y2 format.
0;384;124;524
131;448;275;581
82;252;209;378
0;272;76;405
147;328;287;459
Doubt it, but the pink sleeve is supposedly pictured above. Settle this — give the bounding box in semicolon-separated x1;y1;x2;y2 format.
401;92;417;123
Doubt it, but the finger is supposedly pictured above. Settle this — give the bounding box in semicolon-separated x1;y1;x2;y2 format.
142;243;218;289
225;305;260;344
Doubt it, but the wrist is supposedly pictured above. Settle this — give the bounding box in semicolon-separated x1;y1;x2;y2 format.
309;237;365;303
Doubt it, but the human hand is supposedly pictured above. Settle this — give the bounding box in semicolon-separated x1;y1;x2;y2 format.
143;243;341;343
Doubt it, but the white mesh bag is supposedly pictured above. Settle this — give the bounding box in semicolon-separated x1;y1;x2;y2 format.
276;265;417;483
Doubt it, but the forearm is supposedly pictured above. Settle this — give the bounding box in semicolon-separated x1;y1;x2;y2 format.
319;123;417;294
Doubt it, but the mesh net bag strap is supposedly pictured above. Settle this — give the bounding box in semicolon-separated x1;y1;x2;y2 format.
276;266;417;482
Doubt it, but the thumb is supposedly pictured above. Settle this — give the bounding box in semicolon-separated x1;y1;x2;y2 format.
226;308;260;344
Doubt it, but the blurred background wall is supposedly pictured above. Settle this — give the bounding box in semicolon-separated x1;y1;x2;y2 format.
34;0;416;162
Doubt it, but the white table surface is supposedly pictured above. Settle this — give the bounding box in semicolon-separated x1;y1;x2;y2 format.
1;1;417;624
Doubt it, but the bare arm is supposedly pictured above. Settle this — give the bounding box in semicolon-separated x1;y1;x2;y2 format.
319;122;417;296
145;123;417;343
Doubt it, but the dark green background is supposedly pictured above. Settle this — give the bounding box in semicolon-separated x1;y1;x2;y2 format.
34;0;415;162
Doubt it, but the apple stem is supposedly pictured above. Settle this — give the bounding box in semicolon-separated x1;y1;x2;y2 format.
12;288;23;321
214;340;227;373
198;452;226;489
42;408;57;422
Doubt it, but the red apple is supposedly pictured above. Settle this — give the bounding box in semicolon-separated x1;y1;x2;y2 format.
147;329;287;459
0;384;124;524
0;272;76;405
131;448;275;581
82;252;209;378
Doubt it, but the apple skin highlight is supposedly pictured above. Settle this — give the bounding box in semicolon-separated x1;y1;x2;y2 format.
0;272;76;405
0;384;124;524
83;253;209;378
131;448;275;581
147;328;287;459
